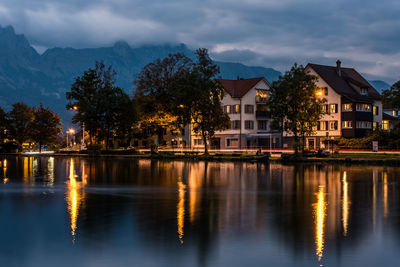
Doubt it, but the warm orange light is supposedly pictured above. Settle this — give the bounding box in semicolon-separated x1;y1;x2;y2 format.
177;180;186;244
73;106;78;110
314;186;326;262
316;90;323;96
68;128;75;135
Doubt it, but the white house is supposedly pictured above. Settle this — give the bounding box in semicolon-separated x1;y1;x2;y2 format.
191;77;280;150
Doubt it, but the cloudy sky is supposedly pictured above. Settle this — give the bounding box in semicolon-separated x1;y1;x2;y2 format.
0;0;399;83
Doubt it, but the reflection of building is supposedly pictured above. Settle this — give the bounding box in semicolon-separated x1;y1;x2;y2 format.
284;61;383;149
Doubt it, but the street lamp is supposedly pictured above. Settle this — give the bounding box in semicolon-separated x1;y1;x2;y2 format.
66;128;75;148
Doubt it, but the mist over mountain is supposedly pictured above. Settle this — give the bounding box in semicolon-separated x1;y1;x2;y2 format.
0;25;281;125
0;25;391;126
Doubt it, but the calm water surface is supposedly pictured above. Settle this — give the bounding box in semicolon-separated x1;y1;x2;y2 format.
0;156;400;267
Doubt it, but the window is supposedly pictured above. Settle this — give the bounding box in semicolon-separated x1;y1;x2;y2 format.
256;89;268;102
321;104;328;114
233;104;241;114
231;120;241;129
224;105;231;114
194;139;203;145
356;121;372;129
318;121;328;131
245;120;254;129
342;121;353;128
258;120;268;130
382;120;389;130
329;121;338;130
373;106;379;115
245;105;254;114
227;138;239;147
360;88;368;95
356;103;371;112
373;122;377;130
342;104;352;112
329;104;338;114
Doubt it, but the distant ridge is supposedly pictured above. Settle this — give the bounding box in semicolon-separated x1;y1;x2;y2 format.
0;25;281;125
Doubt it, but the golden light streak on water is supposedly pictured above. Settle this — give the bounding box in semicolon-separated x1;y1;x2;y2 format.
383;171;388;219
3;159;7;183
66;158;85;243
314;186;326;262
372;170;377;230
177;180;186;244
342;171;350;236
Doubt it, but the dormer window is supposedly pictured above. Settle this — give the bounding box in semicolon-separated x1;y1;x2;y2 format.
360;88;368;95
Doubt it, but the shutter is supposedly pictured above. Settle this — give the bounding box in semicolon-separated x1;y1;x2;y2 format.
376;106;379;115
335;104;338;113
325;121;328;130
317;122;320;130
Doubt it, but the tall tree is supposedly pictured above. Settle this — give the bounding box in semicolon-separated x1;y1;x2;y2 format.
382;80;400;108
66;61;132;148
267;64;326;155
7;102;34;148
134;53;192;145
186;48;230;154
30;104;62;152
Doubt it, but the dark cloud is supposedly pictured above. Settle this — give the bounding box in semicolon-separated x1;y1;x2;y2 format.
0;0;399;83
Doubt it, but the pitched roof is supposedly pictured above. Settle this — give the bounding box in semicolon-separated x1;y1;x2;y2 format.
383;112;399;121
307;63;381;103
216;77;267;98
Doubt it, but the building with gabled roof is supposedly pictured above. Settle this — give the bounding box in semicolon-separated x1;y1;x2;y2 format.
283;60;383;150
191;77;281;150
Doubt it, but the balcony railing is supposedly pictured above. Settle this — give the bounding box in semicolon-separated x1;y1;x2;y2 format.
255;96;267;103
256;110;268;118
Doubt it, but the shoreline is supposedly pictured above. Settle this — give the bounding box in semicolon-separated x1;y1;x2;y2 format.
2;152;400;165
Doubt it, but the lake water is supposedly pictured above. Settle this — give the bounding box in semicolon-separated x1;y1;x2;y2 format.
0;156;399;267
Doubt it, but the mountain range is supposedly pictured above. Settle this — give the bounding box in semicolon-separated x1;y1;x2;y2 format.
0;25;391;126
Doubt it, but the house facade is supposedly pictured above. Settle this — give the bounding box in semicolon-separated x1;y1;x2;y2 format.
283;61;383;149
191;77;281;150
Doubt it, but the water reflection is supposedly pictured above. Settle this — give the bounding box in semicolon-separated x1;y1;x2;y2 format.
66;158;86;243
0;157;400;266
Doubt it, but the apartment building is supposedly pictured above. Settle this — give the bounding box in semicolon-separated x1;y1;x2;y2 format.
283;60;382;149
191;77;280;150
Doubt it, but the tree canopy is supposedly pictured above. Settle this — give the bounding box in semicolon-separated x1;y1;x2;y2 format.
382;80;400;109
66;61;137;148
7;102;35;146
267;64;326;154
30;104;62;152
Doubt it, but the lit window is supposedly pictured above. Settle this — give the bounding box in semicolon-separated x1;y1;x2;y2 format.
373;122;377;130
233;104;241;114
342;104;352;112
256;90;268;102
373;106;379;115
225;105;231;114
319;121;328;131
356;103;371;112
342;121;353;128
329;104;337;113
382;120;389;131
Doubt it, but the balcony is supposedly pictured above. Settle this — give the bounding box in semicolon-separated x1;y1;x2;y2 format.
256;110;268;118
255;96;267;103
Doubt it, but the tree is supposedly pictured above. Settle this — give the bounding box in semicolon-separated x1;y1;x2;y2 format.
0;106;8;143
185;49;230;154
267;64;326;155
382;80;400;108
30;104;62;152
7;102;34;148
66;61;134;148
134;53;192;145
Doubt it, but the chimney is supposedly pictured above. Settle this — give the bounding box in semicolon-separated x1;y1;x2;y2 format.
336;60;341;76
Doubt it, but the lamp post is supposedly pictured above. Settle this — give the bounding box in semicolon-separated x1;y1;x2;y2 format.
67;128;75;148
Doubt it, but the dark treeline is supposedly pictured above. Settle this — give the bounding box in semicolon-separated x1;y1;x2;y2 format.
66;48;230;153
0;103;62;151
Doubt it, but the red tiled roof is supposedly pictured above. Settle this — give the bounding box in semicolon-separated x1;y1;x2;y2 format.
307;63;381;102
216;77;267;98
